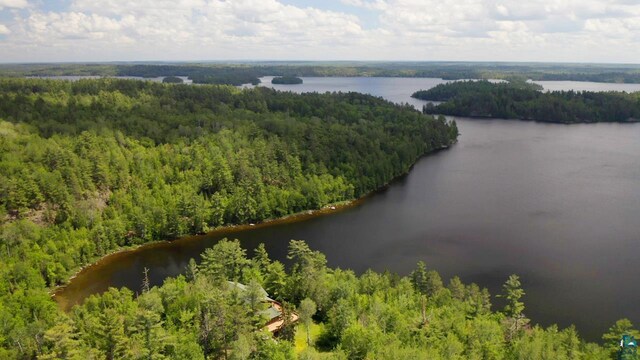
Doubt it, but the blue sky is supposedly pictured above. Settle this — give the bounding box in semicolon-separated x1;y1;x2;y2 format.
1;0;639;63
279;0;380;29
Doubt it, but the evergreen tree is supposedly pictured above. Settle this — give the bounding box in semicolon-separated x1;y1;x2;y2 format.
499;274;529;339
200;239;250;282
603;319;640;359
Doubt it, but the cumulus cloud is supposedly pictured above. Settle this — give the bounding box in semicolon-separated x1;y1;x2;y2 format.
0;24;10;34
0;0;640;62
0;0;28;10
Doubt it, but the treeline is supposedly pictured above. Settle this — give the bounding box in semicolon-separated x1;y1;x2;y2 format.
4;62;640;85
116;65;264;86
28;239;638;359
414;80;640;123
0;78;457;357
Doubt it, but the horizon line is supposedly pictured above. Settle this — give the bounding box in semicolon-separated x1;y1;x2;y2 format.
1;60;640;67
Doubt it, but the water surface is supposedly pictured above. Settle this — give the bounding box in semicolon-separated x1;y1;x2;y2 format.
533;80;640;92
251;76;447;109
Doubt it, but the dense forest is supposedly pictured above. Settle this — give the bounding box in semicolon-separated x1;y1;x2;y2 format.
413;81;640;123
28;239;640;359
0;78;458;358
272;76;303;85
4;62;640;85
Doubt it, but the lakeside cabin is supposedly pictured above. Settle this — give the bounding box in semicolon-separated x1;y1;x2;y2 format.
227;281;299;333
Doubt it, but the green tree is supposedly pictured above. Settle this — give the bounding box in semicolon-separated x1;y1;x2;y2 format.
603;319;640;359
229;332;253;360
275;302;296;342
448;276;465;301
499;274;529;339
410;261;443;297
96;308;128;360
40;321;95;360
286;240;328;309
298;298;317;346
200;239;250;282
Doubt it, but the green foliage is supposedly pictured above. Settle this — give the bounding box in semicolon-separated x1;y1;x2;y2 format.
410;261;444;297
499;274;529;339
7;62;640;84
299;298;317;346
162;76;184;84
415;80;640;123
0;238;627;359
200;239;250;282
602;319;640;359
0;75;627;358
272;76;303;85
0;77;457;357
286;240;329;310
500;274;525;318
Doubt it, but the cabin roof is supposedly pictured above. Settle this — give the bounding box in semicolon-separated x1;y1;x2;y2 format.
227;281;274;302
261;306;282;321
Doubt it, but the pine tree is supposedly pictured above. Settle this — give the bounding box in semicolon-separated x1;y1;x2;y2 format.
499;274;529;339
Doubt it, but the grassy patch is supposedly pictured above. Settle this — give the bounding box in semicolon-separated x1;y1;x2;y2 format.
294;321;324;353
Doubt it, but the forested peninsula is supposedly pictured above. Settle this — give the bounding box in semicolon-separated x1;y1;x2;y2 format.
413;81;640;123
0;78;458;358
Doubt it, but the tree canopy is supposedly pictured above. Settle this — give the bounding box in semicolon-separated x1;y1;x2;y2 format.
31;240;623;359
162;76;184;84
272;76;303;85
5;62;640;84
0;77;457;358
413;80;640;123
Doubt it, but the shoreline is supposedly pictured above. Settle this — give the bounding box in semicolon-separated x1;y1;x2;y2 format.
50;199;359;299
436;113;640;124
51;143;453;309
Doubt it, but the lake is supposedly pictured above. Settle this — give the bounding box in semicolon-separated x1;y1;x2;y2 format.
533;80;640;93
55;77;640;341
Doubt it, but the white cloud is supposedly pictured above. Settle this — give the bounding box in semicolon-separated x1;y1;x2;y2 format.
0;24;10;34
341;0;386;10
4;0;368;60
1;0;640;62
0;0;28;10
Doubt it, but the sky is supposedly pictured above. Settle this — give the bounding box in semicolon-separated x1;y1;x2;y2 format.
0;0;639;63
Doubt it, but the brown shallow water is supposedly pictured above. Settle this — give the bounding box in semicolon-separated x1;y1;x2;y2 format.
55;78;640;342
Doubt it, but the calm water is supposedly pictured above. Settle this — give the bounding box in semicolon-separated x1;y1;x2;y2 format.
56;77;640;341
251;76;446;109
534;80;640;93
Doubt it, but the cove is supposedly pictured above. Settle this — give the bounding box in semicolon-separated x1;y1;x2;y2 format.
55;77;640;341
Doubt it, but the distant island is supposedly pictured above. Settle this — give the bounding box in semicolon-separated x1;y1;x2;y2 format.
162;76;184;83
413;80;640;123
271;76;303;85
